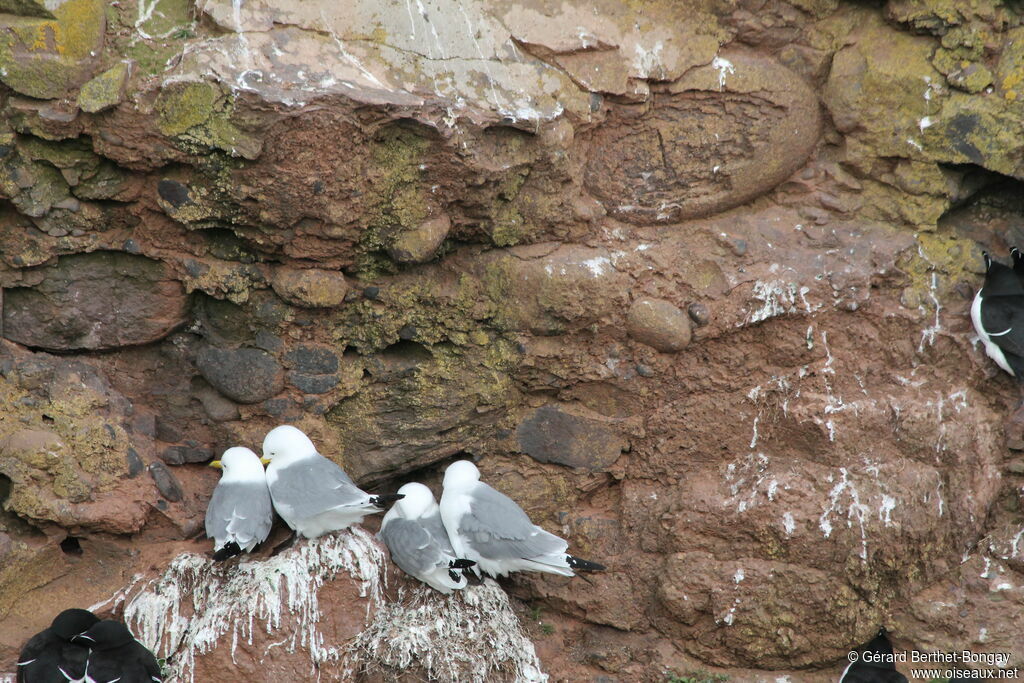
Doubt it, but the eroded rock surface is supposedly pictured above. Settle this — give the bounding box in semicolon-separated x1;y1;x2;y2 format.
1;0;1024;681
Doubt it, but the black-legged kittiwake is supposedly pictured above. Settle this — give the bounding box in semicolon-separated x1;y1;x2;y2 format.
839;628;908;683
439;459;606;578
205;447;274;561
17;608;97;683
971;249;1024;378
72;620;162;683
379;482;476;594
262;425;403;539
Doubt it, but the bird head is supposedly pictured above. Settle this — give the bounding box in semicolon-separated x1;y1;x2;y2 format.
262;425;317;465
50;608;99;640
74;620;134;650
443;460;481;489
209;447;269;481
393;482;438;518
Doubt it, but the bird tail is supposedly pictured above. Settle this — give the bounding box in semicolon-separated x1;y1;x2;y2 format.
566;555;606;571
369;494;404;508
213;542;243;561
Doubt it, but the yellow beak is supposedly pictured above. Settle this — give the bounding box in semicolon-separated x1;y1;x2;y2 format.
261;457;272;465
208;461;223;469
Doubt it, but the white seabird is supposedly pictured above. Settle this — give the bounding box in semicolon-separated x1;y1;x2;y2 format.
205;447;274;561
262;425;402;539
439;459;606;578
379;482;476;593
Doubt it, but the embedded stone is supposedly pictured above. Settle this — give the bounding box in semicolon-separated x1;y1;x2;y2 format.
193;383;240;422
2;252;189;351
585;50;821;224
270;267;349;308
77;61;131;113
516;405;626;472
289;372;339;394
148;462;183;502
159;445;214;466
627;298;692;352
387;213;451;264
481;244;630;335
195;346;284;404
283;344;339;374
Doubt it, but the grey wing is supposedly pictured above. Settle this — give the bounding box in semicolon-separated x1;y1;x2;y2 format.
421;511;458;557
271;455;368;519
460;484;568;560
205;482;273;545
381;518;446;575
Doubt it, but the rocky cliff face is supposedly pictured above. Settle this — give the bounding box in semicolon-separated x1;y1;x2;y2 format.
2;0;1024;680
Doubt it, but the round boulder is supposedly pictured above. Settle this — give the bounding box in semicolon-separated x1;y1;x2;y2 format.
195;346;284;404
585;50;821;224
387;214;451;264
627;298;692;352
270;267;348;308
2;251;189;351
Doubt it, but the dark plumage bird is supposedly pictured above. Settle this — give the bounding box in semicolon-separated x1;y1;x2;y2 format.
73;620;162;683
840;629;908;683
972;249;1024;378
17;608;98;683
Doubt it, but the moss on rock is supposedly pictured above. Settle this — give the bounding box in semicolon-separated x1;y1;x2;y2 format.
156;81;261;159
0;0;105;99
0;366;132;529
77;60;131;113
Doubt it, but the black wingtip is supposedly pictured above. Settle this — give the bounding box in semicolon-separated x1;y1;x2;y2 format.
449;558;476;569
212;542;243;561
566;555;606;571
369;493;404;508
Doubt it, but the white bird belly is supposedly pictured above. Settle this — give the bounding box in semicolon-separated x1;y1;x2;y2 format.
972;290;1015;375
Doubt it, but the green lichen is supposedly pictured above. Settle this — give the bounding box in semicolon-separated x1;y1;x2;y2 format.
156;81;261;158
933;48;993;93
135;0;192;40
356;124;432;276
923;93;1024;177
73;161;129;200
0;373;129;526
898;231;982;311
0;0;105;99
0;0;55;18
100;0;197;80
0;145;72;218
488;169;530;247
77;61;130;113
334;274;489;353
181;260;264;304
17;136;100;174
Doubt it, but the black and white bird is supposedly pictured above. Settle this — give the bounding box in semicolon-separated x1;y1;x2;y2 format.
439;459;606;578
971;249;1024;378
205;447;274;561
17;608;98;683
840;629;908;683
72;620;162;683
262;425;403;539
379;482;476;594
